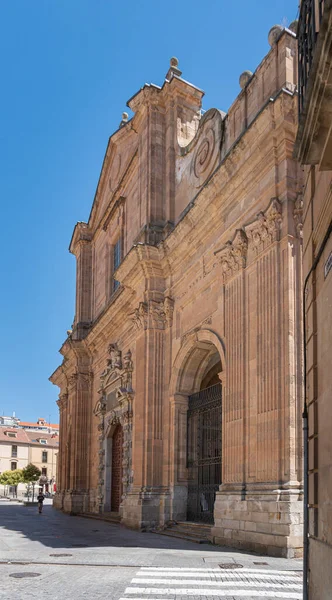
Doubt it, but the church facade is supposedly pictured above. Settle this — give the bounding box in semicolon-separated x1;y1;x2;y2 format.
51;26;303;557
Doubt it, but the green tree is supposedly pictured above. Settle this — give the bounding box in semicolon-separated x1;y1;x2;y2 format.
22;464;41;502
0;469;24;497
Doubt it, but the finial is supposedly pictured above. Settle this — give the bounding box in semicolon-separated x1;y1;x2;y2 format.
239;70;253;89
268;24;284;46
119;111;129;128
165;56;182;82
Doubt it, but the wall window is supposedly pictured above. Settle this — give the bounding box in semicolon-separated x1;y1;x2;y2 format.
42;451;48;463
11;445;17;458
41;467;47;476
113;238;122;292
11;462;17;471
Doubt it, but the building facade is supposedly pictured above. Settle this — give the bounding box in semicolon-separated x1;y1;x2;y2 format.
0;428;29;496
51;26;304;557
0;428;58;497
294;0;332;597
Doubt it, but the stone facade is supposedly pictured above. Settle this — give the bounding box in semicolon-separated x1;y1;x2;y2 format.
294;1;332;597
51;28;304;557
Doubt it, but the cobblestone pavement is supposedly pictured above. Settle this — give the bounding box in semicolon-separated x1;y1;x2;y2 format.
0;500;303;600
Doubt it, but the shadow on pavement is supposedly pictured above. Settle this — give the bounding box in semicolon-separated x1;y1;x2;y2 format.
0;500;229;553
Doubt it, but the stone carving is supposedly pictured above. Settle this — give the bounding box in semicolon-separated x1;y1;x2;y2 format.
93;397;107;417
150;300;167;329
245;198;282;257
100;344;133;392
215;229;248;283
95;344;135;513
164;297;174;327
190;109;224;188
131;298;174;331
294;195;303;238
67;373;78;389
131;302;148;331
57;393;68;410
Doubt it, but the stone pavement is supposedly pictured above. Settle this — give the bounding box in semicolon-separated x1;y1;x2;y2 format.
0;500;303;599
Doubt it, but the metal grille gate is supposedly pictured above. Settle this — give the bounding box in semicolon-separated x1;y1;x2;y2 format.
187;383;222;523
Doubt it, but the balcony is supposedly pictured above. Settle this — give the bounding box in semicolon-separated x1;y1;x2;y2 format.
295;0;332;167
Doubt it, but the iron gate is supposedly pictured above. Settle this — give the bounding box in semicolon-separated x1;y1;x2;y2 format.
187;383;222;523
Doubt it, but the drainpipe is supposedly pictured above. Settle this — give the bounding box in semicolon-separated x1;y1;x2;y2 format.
302;218;332;600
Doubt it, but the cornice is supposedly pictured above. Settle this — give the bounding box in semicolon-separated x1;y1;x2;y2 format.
115;243;165;291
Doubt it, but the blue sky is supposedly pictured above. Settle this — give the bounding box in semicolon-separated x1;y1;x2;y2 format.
0;0;298;422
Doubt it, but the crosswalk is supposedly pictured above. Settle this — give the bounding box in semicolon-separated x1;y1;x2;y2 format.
119;566;302;599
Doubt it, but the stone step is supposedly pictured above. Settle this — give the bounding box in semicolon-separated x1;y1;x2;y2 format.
80;512;121;524
154;521;212;544
154;529;209;544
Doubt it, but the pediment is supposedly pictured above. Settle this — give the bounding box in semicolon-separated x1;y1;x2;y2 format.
88;128;138;233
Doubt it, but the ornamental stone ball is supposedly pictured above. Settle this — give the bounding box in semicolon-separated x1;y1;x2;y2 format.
289;20;298;34
170;57;179;68
268;24;284;46
239;70;253;89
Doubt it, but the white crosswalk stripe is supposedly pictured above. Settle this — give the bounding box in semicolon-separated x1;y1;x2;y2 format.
120;566;303;599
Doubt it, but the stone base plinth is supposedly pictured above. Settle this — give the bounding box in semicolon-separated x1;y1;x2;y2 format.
60;489;90;515
170;484;188;522
53;491;65;510
121;487;171;530
211;485;303;558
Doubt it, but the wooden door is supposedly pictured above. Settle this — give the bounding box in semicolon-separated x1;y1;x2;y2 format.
111;425;123;512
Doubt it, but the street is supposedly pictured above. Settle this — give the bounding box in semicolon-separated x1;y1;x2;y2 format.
0;500;303;600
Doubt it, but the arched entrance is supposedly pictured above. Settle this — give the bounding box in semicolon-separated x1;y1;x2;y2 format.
170;330;225;524
111;424;123;512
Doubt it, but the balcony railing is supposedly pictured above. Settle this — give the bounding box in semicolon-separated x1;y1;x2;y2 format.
298;0;325;115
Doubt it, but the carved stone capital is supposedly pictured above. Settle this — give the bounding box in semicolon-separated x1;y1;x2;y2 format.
131;297;174;331
164;297;174;327
67;373;78;389
215;229;248;283
130;302;148;331
57;393;68;410
245;198;282;258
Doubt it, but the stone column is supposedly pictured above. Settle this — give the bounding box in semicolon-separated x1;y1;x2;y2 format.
63;367;92;514
169;393;189;521
212;200;303;558
122;297;172;529
54;393;68;509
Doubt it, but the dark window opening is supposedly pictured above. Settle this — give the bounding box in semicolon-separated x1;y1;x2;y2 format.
113;238;122;292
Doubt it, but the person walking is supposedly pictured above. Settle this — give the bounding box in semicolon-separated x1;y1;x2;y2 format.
37;491;45;514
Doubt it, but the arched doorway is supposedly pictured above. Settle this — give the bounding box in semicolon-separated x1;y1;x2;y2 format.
111;424;123;512
187;360;222;523
170;331;225;524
